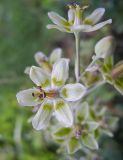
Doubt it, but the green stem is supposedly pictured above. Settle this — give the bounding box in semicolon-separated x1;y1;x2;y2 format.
74;32;80;82
85;80;106;97
80;57;98;80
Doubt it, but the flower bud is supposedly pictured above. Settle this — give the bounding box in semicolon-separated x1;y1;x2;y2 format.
95;36;116;59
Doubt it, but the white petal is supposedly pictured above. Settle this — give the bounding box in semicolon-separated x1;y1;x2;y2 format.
49;48;62;64
86;122;99;131
24;66;31;75
68;8;75;22
34;51;48;66
47;24;71;33
82;134;99;150
51;58;69;89
71;24;91;32
32;99;53;130
54;99;73;127
76;102;89;121
102;129;113;137
48;11;69;28
84;8;105;25
16;88;40;106
60;83;86;101
29;66;50;89
95;36;115;59
83;19;112;32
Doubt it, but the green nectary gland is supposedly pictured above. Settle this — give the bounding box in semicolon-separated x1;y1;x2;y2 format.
55;101;65;110
62;88;68;98
42;79;50;88
83;19;93;25
52;77;63;86
42;103;53;110
42;61;52;73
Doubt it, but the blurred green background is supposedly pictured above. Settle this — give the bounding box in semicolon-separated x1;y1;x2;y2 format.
0;0;123;159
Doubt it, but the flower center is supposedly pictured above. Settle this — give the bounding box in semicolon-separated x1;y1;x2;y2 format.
75;124;82;139
32;86;46;101
32;86;57;101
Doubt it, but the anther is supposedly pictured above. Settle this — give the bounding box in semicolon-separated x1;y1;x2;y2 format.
37;86;42;91
75;124;82;139
38;94;44;100
75;129;82;139
67;2;77;9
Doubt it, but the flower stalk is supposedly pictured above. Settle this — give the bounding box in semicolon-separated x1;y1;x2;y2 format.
75;32;80;82
85;80;106;96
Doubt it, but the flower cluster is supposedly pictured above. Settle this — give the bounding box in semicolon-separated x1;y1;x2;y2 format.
53;102;118;153
16;3;120;156
17;56;86;130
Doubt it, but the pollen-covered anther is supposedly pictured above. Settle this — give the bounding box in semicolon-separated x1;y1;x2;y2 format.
67;2;77;9
32;86;46;100
36;86;43;91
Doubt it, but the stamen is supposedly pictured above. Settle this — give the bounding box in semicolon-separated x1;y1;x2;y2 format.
37;86;43;91
75;124;82;139
32;86;46;100
43;92;46;98
38;94;43;100
75;129;82;139
67;2;77;9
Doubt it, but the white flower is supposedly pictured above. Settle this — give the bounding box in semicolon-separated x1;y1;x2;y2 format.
47;4;112;33
83;36;115;73
16;59;86;130
53;102;99;152
75;102;99;149
95;36;115;59
25;48;62;74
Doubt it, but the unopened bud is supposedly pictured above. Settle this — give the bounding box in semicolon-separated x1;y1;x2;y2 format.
95;36;116;59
